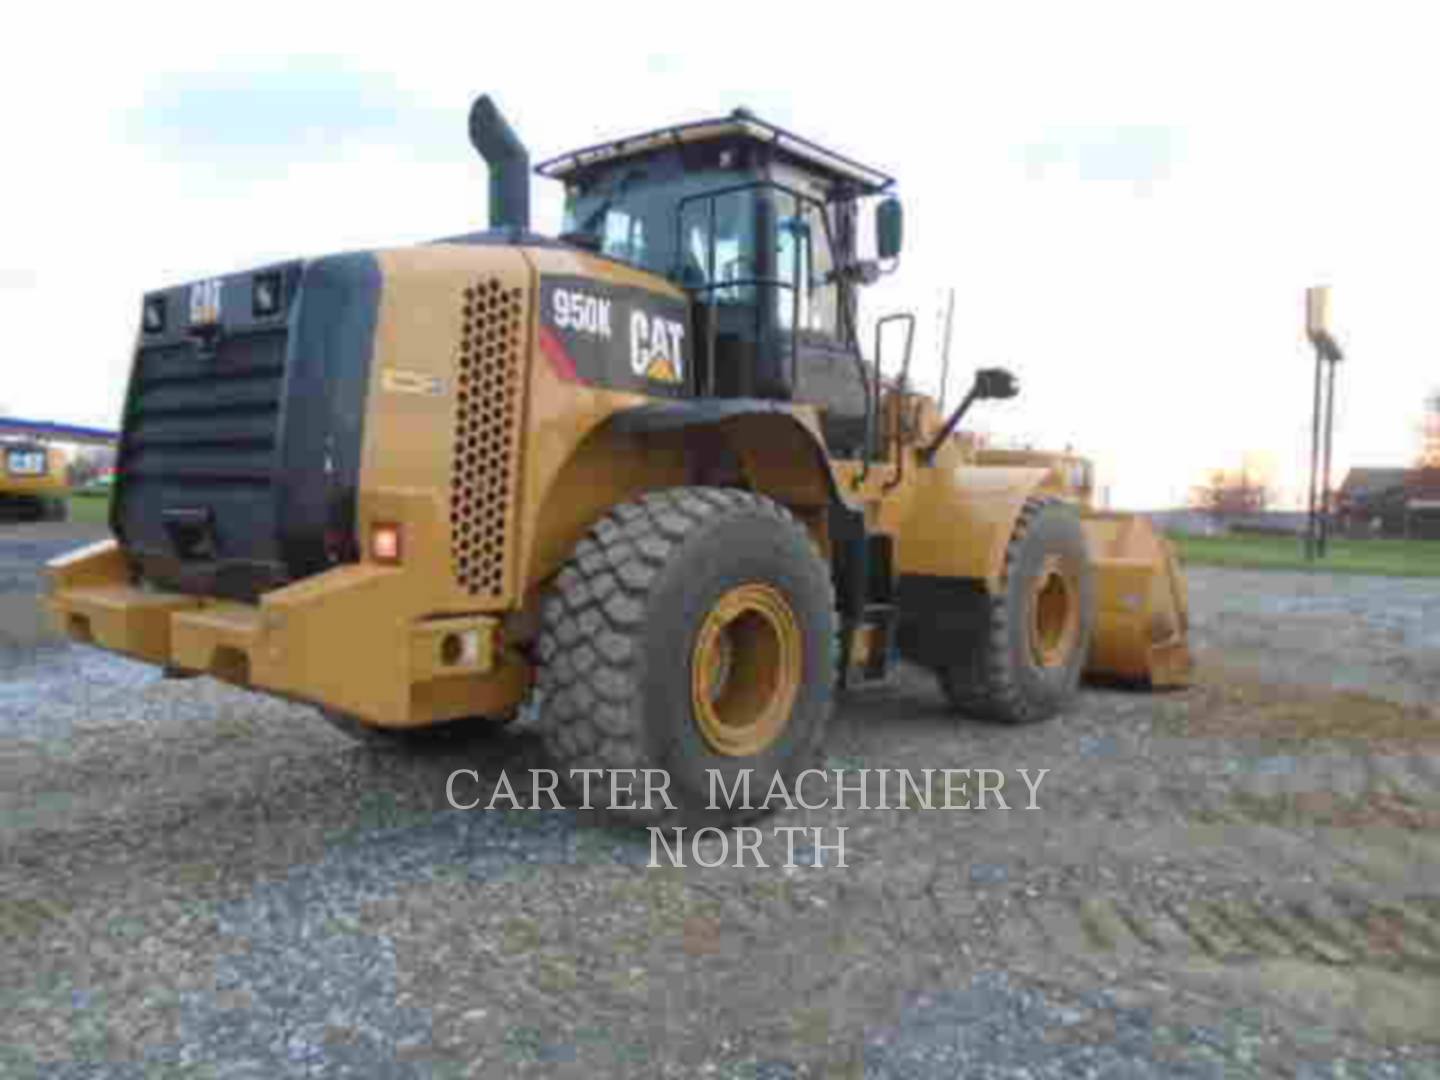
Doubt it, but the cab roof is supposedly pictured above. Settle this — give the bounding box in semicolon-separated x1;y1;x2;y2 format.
534;108;895;195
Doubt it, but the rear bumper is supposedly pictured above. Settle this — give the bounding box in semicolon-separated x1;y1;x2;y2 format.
44;540;529;727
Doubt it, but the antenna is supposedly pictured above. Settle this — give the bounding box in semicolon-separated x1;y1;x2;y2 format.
936;287;956;413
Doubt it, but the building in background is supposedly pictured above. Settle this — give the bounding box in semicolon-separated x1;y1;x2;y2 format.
1406;467;1440;539
1336;466;1440;539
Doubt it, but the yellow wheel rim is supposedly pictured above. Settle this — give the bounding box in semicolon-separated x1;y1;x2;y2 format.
1029;556;1080;669
690;583;803;757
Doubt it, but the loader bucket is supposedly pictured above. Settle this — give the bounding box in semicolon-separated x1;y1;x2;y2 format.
1081;512;1193;687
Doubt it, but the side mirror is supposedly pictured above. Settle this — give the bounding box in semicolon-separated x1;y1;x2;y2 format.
920;366;1020;465
876;197;903;260
973;367;1019;400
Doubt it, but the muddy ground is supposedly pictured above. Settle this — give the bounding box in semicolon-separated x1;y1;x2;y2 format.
1;523;1438;1077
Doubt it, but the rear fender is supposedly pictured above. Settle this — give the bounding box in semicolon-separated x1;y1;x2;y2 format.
523;401;862;596
610;400;862;555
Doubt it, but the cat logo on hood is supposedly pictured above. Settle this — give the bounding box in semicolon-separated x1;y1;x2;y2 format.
630;310;685;385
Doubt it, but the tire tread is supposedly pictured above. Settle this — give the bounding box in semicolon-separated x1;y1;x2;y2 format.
536;487;831;819
940;496;1084;724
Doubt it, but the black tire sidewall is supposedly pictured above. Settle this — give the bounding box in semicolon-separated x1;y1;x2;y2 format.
1002;504;1095;716
636;506;834;817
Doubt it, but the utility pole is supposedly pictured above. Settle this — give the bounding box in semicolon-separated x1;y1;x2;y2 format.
1304;286;1344;559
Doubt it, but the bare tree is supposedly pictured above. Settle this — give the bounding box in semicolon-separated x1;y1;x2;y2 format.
1420;389;1440;469
1190;463;1273;518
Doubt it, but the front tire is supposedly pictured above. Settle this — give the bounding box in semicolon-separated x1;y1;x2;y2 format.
536;488;835;825
939;497;1095;724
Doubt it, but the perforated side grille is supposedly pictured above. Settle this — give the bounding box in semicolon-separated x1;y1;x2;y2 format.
451;278;526;599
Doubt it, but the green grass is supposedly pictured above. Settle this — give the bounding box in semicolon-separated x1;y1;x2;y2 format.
1172;531;1440;578
66;491;112;526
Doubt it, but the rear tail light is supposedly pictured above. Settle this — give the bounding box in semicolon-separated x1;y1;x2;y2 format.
371;523;403;564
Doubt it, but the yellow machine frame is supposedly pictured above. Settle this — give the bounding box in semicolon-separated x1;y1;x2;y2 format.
45;102;1190;734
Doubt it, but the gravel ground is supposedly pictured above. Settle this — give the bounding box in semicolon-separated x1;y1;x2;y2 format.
2;528;1439;1077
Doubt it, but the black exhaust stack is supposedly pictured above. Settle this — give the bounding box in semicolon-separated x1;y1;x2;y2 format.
468;95;530;232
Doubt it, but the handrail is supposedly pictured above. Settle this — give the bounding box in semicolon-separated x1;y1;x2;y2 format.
873;313;916;493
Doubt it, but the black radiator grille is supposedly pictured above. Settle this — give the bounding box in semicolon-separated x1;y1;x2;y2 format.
115;254;381;602
115;326;291;590
122;330;285;486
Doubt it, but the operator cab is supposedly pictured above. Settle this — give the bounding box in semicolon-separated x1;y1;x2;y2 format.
536;109;903;457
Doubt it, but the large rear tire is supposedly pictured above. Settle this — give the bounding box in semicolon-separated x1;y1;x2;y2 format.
536;488;835;825
939;497;1095;724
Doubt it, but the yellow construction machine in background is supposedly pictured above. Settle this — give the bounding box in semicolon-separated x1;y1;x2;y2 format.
1;440;68;521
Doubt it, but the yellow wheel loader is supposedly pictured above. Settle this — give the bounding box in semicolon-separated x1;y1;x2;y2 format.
45;96;1189;821
2;440;68;522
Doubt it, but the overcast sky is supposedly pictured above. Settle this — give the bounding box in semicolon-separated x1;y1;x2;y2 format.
2;1;1435;508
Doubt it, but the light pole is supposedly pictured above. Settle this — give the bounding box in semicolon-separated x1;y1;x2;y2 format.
1304;286;1344;560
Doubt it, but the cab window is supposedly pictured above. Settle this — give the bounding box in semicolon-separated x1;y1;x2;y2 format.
774;191;838;338
678;188;757;304
600;207;647;265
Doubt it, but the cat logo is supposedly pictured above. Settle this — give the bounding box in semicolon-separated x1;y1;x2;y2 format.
630;310;685;384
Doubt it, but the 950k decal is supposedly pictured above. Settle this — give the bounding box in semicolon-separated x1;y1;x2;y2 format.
540;276;688;392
